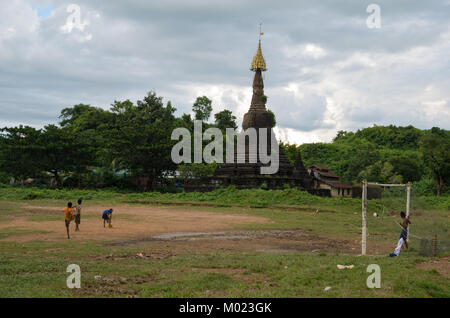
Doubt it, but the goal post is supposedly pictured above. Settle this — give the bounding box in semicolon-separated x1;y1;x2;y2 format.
406;182;411;243
361;180;411;255
362;180;367;255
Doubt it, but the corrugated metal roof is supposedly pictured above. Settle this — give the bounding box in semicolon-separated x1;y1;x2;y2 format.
316;171;340;178
322;180;353;189
309;164;330;171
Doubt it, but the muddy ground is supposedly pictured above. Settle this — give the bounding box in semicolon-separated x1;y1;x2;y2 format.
0;204;269;242
0;203;396;255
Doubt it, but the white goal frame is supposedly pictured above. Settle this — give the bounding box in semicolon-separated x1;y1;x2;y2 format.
361;180;411;255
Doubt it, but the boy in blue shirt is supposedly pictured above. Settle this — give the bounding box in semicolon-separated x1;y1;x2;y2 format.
102;208;113;228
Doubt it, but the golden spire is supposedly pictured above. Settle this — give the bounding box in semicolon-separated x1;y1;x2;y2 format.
250;24;267;71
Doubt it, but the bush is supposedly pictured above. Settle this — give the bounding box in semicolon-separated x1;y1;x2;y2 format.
22;191;45;200
0;172;10;184
413;177;436;196
0;185;448;211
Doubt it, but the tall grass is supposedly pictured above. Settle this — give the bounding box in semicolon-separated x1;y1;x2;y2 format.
0;184;448;211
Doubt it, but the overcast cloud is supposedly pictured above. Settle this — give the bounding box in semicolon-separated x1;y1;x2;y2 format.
1;0;449;144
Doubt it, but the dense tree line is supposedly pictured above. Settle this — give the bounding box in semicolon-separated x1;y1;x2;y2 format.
0;92;448;195
0;92;236;190
282;125;450;195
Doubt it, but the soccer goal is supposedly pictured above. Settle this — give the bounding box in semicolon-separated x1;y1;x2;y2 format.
361;180;411;255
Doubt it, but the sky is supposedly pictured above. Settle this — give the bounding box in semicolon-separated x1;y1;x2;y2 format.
1;0;449;144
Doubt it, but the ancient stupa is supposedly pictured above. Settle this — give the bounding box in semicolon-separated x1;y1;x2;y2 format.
206;34;313;191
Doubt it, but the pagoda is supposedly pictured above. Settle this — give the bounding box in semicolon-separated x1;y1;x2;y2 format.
206;34;313;191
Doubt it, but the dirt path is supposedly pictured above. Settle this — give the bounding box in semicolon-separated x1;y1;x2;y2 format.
0;204;271;242
0;203;396;255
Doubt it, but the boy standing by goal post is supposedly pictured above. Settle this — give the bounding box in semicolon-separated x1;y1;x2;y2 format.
390;211;411;257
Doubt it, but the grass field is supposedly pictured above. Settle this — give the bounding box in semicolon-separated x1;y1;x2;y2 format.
0;186;448;298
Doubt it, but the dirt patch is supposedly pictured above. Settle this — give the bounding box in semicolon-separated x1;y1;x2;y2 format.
104;229;372;255
416;255;450;278
106;229;312;246
0;204;270;242
191;267;270;285
0;202;396;256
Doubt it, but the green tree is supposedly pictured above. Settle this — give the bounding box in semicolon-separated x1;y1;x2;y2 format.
37;125;80;187
193;96;213;121
0;125;92;187
333;130;353;143
59;104;95;127
60;104;114;131
59;104;115;170
107;92;177;190
175;113;194;133
0;126;42;183
358;161;403;183
419;128;450;195
352;125;423;150
388;152;423;182
214;110;237;132
266;109;276;128
297;142;342;176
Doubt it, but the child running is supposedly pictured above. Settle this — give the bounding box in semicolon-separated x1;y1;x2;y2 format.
102;208;113;228
64;202;74;239
390;211;411;257
74;198;82;232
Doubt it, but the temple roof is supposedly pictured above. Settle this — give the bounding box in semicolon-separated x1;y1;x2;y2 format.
250;39;267;71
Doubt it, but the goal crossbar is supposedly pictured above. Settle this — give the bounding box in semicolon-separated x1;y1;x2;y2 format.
367;182;406;187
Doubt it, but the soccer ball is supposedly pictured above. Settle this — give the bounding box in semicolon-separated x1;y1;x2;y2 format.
373;213;379;218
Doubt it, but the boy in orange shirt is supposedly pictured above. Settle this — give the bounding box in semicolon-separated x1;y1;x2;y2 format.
64;202;74;239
